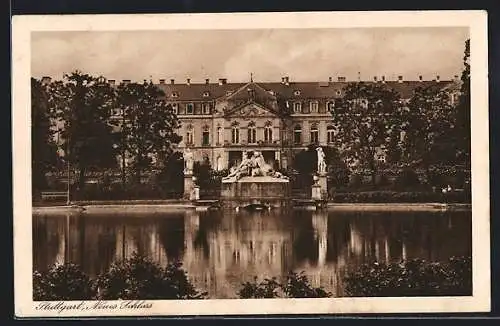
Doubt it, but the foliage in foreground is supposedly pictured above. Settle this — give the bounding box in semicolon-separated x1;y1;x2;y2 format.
238;271;332;299
33;254;206;301
344;256;472;297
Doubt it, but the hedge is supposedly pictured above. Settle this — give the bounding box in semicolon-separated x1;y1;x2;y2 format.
330;190;470;203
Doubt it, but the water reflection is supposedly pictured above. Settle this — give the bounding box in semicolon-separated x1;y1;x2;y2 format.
33;209;471;298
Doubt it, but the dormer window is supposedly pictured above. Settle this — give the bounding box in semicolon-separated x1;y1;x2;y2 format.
293;102;302;113
203;91;210;97
172;92;179;98
294;90;301;96
310;101;319;113
336;90;342;96
202;103;211;114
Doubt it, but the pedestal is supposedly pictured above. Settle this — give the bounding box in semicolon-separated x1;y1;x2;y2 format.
318;173;328;199
184;174;194;200
311;184;322;200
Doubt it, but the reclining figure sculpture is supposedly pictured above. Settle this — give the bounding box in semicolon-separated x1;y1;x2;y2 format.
222;151;288;182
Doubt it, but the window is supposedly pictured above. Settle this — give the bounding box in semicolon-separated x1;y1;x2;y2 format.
264;123;273;143
294;102;302;113
310;101;319;113
202;126;210;146
186;125;194;145
294;125;302;145
202;103;210;114
294;90;301;96
203;91;210;97
217;126;223;145
231;123;240;144
327;125;335;143
171;103;178;115
310;124;319;144
186;103;194;114
327;101;335;112
172;92;179;98
247;122;257;144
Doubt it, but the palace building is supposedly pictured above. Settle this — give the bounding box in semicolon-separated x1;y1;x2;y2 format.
141;75;461;171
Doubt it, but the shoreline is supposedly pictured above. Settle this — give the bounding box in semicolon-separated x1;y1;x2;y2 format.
32;201;472;214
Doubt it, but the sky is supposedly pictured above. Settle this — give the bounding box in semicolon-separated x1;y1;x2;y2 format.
31;27;469;83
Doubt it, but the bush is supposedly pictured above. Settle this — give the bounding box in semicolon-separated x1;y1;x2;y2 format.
394;168;421;191
344;256;472;297
238;271;331;299
94;253;206;300
33;263;95;301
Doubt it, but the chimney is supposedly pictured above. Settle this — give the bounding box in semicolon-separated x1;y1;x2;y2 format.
159;79;165;84
218;78;227;85
205;78;210;84
284;76;290;86
122;79;131;85
436;75;440;83
186;78;191;85
337;76;346;82
454;75;459;81
170;79;175;85
419;75;423;82
328;76;333;83
108;79;116;86
41;76;51;85
373;76;378;82
381;76;386;83
398;75;403;83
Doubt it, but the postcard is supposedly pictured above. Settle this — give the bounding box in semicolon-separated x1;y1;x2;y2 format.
12;10;490;317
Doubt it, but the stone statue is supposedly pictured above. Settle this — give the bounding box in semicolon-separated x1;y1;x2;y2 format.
222;150;288;181
316;147;327;174
183;148;194;174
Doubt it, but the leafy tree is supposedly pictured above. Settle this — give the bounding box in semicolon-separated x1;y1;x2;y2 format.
156;151;184;197
332;82;404;183
31;78;60;191
94;253;206;300
47;71;118;190
404;84;457;168
344;256;472;297
238;272;331;298
455;38;471;166
33;263;95;301
115;81;181;183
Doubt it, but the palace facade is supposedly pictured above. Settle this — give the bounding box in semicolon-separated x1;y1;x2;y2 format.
143;75;461;171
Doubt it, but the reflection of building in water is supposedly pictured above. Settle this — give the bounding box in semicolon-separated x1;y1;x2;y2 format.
183;210;293;298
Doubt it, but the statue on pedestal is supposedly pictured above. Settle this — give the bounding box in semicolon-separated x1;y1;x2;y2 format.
223;151;288;181
183;148;194;175
316;147;327;174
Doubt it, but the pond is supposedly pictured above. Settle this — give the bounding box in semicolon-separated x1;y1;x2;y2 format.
33;208;472;298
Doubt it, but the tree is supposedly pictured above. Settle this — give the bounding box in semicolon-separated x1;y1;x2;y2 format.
48;71;118;190
31;78;60;191
455;38;471;166
115;81;181;183
404;84;457;168
332;82;404;183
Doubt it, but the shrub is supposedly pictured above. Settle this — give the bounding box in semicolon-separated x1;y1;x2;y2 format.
94;253;206;300
238;271;331;299
344;256;472;297
394;168;421;191
330;191;470;203
33;263;95;301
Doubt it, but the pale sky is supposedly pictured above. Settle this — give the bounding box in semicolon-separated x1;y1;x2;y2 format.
31;27;469;83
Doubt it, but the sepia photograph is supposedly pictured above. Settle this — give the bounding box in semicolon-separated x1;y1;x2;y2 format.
13;11;489;317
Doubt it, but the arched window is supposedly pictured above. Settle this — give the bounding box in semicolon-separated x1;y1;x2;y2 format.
294;125;302;145
264;122;273;143
327;125;335;143
185;125;194;145
216;126;223;145
310;124;319;144
231;122;240;144
247;122;257;144
202;125;210;146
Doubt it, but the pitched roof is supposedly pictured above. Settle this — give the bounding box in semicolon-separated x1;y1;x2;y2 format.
155;80;454;101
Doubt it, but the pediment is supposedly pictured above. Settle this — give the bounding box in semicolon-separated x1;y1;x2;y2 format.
223;101;279;119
